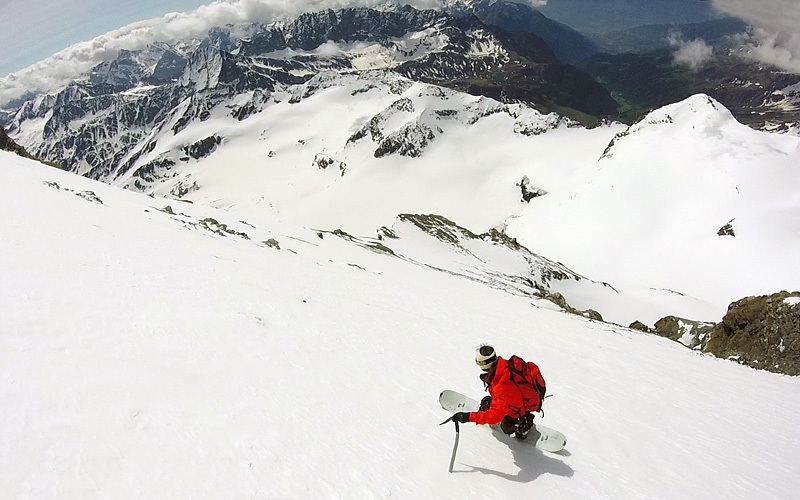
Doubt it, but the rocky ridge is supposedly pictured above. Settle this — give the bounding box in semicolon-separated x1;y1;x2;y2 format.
375;213;615;310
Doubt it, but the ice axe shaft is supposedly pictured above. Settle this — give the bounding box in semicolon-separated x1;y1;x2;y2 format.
440;416;460;473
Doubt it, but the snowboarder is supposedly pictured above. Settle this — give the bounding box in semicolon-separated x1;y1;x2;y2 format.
449;345;546;440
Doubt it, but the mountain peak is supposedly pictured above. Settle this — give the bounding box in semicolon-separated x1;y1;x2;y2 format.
648;93;730;122
622;93;736;140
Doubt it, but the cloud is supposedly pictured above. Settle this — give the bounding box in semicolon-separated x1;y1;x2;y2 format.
711;0;800;73
727;28;800;74
668;34;714;71
0;0;448;106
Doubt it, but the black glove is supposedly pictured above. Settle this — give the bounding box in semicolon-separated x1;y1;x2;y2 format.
451;412;471;424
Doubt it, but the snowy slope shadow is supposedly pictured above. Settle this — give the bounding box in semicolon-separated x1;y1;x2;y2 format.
457;438;575;482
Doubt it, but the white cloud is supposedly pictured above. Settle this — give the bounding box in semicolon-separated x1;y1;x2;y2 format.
711;0;800;73
738;29;800;74
0;0;447;106
668;34;714;71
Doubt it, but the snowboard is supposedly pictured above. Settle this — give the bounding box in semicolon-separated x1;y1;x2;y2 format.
439;389;567;453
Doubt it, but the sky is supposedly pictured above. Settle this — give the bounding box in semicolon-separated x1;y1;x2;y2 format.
0;0;212;77
2;141;800;497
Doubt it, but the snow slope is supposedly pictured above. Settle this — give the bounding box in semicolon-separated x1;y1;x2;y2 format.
119;71;593;238
107;81;800;325
508;94;800;322
2;151;799;499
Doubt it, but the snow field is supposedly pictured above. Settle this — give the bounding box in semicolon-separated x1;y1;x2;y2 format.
2;152;800;499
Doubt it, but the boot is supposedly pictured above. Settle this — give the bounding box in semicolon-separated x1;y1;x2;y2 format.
514;413;535;440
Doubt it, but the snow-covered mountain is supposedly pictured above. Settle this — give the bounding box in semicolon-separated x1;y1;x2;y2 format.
507;94;800;318
3;5;614;180
3;148;800;499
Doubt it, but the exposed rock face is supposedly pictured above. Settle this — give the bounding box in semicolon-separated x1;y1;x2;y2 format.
1;125;59;167
629;320;652;333
717;219;735;237
313;153;346;175
653;316;714;349
150;49;189;84
343;82;575;159
544;292;603;321
132;156;176;186
1;126;31;158
282;7;445;50
703;292;800;375
374;122;436;158
183;135;223;160
518;175;547;202
88;49;149;92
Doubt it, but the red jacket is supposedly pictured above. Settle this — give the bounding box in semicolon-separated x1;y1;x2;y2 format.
469;356;539;425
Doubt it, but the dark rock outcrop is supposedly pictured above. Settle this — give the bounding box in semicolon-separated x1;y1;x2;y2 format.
717;219;735;237
543;292;603;321
1;126;32;158
653;316;714;349
313;153;346;175
518;175;547;202
703;292;800;375
1;126;59;167
629;320;652;333
183;135;223;160
149;49;189;84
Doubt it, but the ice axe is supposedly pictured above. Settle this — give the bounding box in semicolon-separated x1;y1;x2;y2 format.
440;414;461;473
